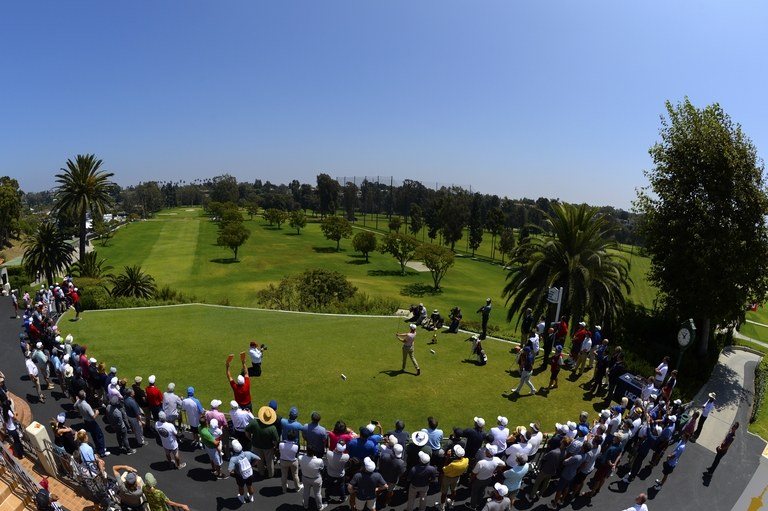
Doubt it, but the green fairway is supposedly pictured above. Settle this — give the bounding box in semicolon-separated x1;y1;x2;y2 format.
60;305;615;434
93;208;655;340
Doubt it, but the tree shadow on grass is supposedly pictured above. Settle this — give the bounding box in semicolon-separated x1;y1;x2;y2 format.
283;232;300;236
368;269;412;277
347;254;369;265
210;258;240;264
400;283;441;297
312;246;339;254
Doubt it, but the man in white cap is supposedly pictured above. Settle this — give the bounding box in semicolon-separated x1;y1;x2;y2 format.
326;441;352;504
144;375;163;422
470;444;504;509
440;444;468;510
482;482;511;511
396;324;421;375
155;411;185;470
162;383;182;430
348;456;387;511
24;350;44;403
490;417;509;453
298;448;325;510
377;442;405;508
693;392;717;441
228;439;259;503
458;417;486;475
407;450;438;511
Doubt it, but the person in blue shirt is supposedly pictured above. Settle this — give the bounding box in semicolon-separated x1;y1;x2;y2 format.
280;407;307;441
347;426;378;460
654;432;689;489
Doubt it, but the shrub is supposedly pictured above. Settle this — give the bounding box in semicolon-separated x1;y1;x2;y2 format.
3;265;30;291
752;356;768;423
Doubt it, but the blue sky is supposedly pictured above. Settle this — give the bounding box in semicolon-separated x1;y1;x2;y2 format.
2;1;767;209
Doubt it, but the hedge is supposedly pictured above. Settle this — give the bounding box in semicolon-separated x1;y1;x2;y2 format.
752;355;768;423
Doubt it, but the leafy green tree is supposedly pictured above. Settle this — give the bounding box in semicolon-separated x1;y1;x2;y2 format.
486;207;506;261
352;231;377;262
636;98;768;355
109;265;157;299
468;193;484;255
69;251;113;279
53;154;116;262
263;208;288;228
22;222;75;286
92;216;117;246
295;268;357;309
316;173;340;217
245;202;259;220
388;216;402;233
289;210;307;234
502;203;631;331
320;216;353;251
439;187;470;250
343;182;359;221
416;243;455;290
217;220;251;260
409;204;424;237
210;174;240;203
379;232;420;275
0;176;23;249
498;227;515;265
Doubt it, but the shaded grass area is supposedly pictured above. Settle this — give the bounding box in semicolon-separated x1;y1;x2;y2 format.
61;305;619;434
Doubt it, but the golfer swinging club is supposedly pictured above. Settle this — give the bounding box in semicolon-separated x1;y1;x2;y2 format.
396;324;421;375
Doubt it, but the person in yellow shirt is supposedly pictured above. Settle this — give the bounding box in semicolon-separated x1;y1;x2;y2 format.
440;444;469;510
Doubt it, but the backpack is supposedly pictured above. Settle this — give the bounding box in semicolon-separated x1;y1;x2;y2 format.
237;454;253;478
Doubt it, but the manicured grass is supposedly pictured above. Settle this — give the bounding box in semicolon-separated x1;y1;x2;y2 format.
60;305;615;434
93;208;655;340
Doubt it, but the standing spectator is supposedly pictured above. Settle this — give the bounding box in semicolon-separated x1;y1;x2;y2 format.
502;454;529;507
106;395;135;455
145;375;163;423
70;287;82;320
304;411;328;457
549;441;584;508
200;418;226;478
156;411;185;469
541;327;556;369
181;387;204;448
279;429;302;492
162;383;182;429
573;334;593;375
348;457;388;511
11;290;20;318
654;433;689;490
439;444;467;511
529;436;567;501
24;350;45;402
226;353;253;409
520;308;534;341
662;370;678;402
606;353;627;402
142;472;189;511
281;406;307;441
4;407;25;459
74;390;109;456
111;465;145;511
653;356;670;388
547;345;565;390
587;339;610;393
482;483;511;511
298;449;325;510
228;439;259;503
76;430;106;478
245;406;279;478
407;451;438;511
124;388;145;447
326;441;352;504
248;341;265;377
490;417;510;453
477;298;493;339
458;417;486;475
469;444;505;509
692;392;716;441
707;422;739;474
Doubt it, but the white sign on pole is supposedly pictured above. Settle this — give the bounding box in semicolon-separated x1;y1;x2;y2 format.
547;287;560;303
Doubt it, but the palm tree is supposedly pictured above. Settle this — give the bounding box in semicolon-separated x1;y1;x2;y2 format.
108;265;157;299
68;251;114;279
22;222;75;285
53;154;116;262
502;203;632;331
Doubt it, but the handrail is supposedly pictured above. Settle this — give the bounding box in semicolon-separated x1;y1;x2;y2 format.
0;443;40;507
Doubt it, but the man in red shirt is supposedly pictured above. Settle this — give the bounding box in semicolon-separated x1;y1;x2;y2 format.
226;353;252;410
145;375;163;422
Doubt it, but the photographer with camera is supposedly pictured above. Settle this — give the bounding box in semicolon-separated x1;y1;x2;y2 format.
447;307;462;333
248;342;266;377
